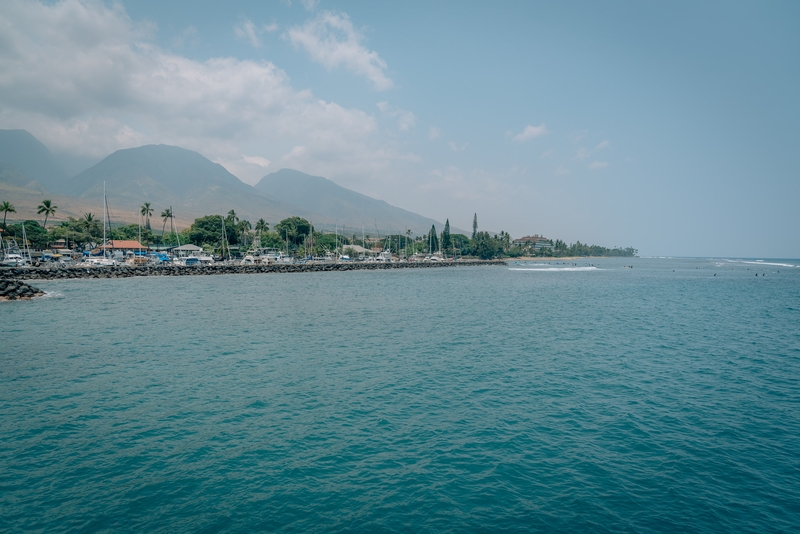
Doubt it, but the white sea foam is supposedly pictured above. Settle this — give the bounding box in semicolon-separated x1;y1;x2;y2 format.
723;260;797;268
509;267;600;272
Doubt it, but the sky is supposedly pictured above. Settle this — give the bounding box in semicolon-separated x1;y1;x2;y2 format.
0;0;798;257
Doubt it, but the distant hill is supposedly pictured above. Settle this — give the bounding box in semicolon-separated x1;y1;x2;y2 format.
58;145;312;223
0;132;456;234
0;130;68;191
255;168;448;235
0;159;45;192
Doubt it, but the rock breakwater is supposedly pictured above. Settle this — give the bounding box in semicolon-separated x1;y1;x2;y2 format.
0;260;506;281
0;279;45;300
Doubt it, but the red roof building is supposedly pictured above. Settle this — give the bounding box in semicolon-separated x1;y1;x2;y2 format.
100;240;146;250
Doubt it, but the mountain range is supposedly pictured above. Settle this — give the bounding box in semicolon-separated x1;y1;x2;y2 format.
0;130;453;235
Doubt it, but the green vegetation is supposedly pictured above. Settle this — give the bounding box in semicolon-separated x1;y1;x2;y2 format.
442;219;452;254
3;220;48;249
0;197;636;259
274;216;311;245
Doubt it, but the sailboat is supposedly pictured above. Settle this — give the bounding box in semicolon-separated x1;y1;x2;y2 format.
0;232;30;267
92;182;117;266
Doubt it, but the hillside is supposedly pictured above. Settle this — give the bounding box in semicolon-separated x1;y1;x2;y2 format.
58;145;314;224
255;168;449;235
0;159;45;192
0;130;68;191
0;132;457;235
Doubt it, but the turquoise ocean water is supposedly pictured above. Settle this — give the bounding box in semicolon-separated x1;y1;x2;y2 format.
2;257;799;532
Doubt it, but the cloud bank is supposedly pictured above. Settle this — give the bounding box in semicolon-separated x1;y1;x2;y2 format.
0;0;410;184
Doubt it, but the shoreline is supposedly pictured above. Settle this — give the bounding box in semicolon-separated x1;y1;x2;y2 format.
510;256;610;262
0;259;507;282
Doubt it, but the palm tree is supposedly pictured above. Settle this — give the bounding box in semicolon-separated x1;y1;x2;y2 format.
1;201;16;228
140;202;153;230
237;219;252;247
160;208;173;242
226;209;239;227
81;212;100;237
37;199;58;228
255;218;268;234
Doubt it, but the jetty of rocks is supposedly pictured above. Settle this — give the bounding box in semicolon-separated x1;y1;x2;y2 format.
0;279;45;300
0;260;507;281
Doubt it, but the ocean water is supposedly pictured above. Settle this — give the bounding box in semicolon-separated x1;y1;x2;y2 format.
2;257;799;532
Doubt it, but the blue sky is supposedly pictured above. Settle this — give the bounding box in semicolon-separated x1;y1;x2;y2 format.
1;0;798;256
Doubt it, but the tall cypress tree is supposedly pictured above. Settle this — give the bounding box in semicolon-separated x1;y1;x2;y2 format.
472;213;478;239
442;219;452;254
428;224;439;253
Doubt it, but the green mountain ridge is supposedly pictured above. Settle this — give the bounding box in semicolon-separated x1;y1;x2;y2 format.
1;130;454;235
58;144;315;224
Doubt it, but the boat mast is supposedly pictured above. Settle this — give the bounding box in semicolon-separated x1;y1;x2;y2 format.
171;207;181;250
21;222;30;263
220;214;228;262
102;181;107;259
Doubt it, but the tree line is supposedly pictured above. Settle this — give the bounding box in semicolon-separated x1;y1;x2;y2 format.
1;200;636;258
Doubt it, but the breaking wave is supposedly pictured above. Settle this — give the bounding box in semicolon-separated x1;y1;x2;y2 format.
509;266;600;272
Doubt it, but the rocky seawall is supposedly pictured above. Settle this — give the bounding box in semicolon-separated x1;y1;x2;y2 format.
0;260;507;281
0;279;45;300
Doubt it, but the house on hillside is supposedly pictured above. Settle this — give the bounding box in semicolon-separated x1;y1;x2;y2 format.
513;235;553;250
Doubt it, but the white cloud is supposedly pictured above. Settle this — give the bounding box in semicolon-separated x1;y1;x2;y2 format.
376;101;415;131
448;141;468;152
0;0;413;185
540;149;554;159
587;161;609;170
512;123;548;142
428;126;441;140
575;147;591;160
242;155;271;168
555;165;569;175
220;155;272;183
594;140;610;150
234;18;276;48
287;11;392;90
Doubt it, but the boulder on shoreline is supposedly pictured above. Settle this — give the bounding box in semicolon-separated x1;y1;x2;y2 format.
0;260;507;282
0;279;45;301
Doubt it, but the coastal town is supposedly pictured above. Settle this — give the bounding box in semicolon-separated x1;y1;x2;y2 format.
1;198;636;268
